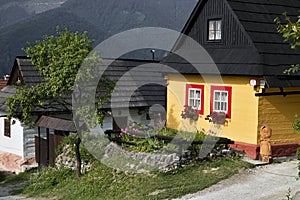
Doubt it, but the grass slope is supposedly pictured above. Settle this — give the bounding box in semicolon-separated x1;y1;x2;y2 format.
5;157;252;200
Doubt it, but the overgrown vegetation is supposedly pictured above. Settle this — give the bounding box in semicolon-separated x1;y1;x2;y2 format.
275;13;300;176
0;126;250;199
11;157;252;200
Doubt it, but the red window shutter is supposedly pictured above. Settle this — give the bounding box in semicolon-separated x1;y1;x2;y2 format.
210;86;232;118
185;84;204;115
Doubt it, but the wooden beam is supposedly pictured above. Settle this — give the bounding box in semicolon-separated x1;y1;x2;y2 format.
255;91;300;97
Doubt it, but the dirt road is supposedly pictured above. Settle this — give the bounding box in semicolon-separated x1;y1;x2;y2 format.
177;160;300;200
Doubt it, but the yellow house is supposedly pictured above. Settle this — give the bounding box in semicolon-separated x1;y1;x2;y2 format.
162;0;300;159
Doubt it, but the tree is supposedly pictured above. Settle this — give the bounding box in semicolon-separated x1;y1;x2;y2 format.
275;13;300;74
7;27;114;177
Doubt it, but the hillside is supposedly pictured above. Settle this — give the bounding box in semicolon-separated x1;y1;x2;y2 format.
0;0;197;77
0;8;105;77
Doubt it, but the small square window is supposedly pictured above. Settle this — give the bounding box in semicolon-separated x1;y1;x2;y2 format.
210;86;232;118
208;19;222;41
4;118;11;137
186;84;204;115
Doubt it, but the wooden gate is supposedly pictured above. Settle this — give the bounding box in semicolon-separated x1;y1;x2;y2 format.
35;134;65;166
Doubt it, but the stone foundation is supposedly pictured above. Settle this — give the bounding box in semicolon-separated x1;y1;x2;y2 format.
0;152;37;174
230;141;299;160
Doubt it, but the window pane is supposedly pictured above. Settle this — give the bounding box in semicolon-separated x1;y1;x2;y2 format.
195;100;200;109
216;30;221;40
214;102;219;110
189;90;194;98
189;99;193;107
196;90;201;98
209;31;215;40
221;102;225;111
214;91;220;100
216;20;222;30
221;92;227;101
4;118;10;137
209;21;214;31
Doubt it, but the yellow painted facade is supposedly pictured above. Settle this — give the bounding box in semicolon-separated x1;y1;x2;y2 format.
166;75;300;145
258;88;300;144
166;74;260;144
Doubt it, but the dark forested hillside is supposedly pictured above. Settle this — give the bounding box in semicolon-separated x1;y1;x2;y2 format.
0;0;197;77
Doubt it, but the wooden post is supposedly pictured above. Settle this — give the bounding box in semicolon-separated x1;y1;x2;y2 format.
260;125;272;163
38;126;41;165
46;128;50;165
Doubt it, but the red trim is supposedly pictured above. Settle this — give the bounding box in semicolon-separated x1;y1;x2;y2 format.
185;84;204;115
230;141;299;160
210;86;232;118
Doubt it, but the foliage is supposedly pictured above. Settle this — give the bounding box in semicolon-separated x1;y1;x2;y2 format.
7;27;115;127
119;121;167;153
275;13;300;74
297;146;300;177
0;168;37;187
293;114;300;133
118;122;222;157
17;157;252;200
7;27;92;125
56;134;95;163
181;105;199;121
205;112;226;125
0;171;6;183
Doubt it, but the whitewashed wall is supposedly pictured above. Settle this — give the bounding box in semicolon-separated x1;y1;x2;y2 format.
0;117;24;157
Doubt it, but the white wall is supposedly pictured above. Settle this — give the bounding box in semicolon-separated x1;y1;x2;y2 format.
0;117;24;157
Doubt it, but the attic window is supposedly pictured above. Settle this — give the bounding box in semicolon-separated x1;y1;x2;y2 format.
208;19;222;41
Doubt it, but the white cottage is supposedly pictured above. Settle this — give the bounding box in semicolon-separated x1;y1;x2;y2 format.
0;56;166;171
0;86;38;173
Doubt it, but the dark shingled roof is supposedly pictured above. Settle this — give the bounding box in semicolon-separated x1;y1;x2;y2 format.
8;56;45;86
227;0;300;74
102;59;166;109
6;57;166;111
162;0;300;81
36;115;76;132
0;85;16;113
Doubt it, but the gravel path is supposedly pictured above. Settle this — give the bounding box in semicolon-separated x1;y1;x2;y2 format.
177;160;300;200
0;183;36;200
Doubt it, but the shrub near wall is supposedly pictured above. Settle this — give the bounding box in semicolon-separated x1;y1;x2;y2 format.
297;147;300;176
293;115;300;176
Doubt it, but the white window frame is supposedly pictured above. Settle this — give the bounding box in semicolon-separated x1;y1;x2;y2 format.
188;88;202;110
213;90;228;113
208;19;222;41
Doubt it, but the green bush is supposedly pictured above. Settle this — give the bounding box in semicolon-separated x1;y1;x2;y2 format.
297;146;300;177
293;114;300;133
56;134;95;163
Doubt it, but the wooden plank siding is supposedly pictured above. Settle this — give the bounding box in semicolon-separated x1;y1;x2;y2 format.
182;0;251;48
258;93;300;144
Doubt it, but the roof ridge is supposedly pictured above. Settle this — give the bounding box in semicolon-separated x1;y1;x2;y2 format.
228;0;300;9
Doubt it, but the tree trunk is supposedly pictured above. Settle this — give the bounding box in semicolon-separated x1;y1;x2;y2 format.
75;136;82;178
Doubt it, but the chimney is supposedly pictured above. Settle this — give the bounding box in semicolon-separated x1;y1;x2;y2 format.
4;75;9;81
0;75;9;90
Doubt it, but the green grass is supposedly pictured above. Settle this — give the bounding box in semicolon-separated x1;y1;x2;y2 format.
0;169;34;186
14;157;252;200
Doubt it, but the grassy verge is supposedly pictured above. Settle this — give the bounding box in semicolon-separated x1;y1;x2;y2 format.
10;157;253;200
